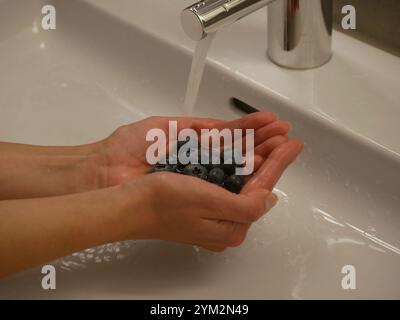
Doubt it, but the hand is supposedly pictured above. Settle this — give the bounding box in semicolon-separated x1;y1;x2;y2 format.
0;113;302;277
118;138;304;251
96;113;292;187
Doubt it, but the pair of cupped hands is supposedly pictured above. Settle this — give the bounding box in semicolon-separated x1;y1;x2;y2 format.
98;112;303;252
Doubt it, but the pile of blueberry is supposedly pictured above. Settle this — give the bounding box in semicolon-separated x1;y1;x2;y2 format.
149;141;246;194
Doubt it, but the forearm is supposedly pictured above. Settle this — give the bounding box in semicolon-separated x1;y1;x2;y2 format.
0;185;137;278
0;142;106;200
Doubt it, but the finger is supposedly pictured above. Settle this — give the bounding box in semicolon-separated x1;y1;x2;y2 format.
242;139;304;193
224;113;280;150
237;121;290;154
253;154;264;172
242;153;266;176
253;121;291;146
240;136;287;174
202;220;249;247
147;116;225;132
178;112;276;134
215;112;277;133
178;117;226;132
203;125;288;170
156;114;281;147
179;113;280;153
204;188;277;223
254;135;288;158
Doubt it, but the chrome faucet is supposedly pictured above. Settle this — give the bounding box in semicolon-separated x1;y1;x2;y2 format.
181;0;333;69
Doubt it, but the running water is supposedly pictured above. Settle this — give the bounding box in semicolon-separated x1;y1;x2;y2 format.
183;33;216;115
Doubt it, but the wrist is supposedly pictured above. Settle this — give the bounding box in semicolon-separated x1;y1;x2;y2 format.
113;179;155;240
72;141;109;192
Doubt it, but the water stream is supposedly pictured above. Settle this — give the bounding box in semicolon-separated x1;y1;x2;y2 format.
183;33;216;115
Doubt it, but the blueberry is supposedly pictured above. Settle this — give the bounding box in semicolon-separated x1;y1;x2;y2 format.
155;162;165;167
177;136;191;152
153;162;168;169
208;168;225;185
170;146;195;171
176;162;186;172
174;138;199;168
166;154;177;165
221;149;243;175
198;147;209;163
150;163;177;173
199;147;221;170
221;163;236;175
174;148;198;171
168;154;186;172
186;148;199;163
183;164;208;180
224;174;245;194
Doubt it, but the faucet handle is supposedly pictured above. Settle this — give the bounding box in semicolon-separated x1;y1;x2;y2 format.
181;0;275;41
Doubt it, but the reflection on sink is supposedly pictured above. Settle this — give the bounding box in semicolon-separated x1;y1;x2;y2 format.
0;0;399;299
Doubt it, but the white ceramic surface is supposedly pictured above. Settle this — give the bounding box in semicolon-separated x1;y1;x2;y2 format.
0;0;399;299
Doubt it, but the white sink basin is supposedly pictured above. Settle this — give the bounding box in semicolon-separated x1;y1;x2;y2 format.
0;0;399;299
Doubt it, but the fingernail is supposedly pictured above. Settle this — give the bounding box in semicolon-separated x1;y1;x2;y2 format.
265;193;278;211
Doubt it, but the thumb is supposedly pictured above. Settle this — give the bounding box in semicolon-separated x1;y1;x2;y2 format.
240;189;279;221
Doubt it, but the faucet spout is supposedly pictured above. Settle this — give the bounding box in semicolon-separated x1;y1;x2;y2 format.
181;0;333;69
